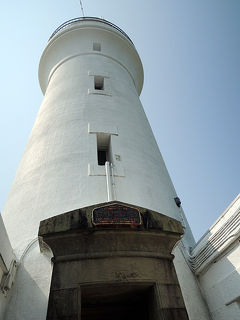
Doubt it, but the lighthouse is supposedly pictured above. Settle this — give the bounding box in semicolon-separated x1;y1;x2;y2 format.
1;17;209;320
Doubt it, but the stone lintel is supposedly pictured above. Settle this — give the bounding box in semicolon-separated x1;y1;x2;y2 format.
38;201;184;260
39;201;184;238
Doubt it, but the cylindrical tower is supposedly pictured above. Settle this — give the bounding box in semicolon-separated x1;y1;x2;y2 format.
2;18;196;320
3;17;193;256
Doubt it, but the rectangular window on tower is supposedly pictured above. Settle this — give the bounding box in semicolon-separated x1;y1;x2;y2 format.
88;71;111;96
94;76;104;90
98;150;107;166
93;42;101;51
97;134;111;166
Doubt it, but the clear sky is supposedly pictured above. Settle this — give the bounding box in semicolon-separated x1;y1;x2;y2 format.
0;1;239;241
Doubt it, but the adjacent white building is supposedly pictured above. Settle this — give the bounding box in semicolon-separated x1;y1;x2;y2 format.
0;215;16;317
0;17;239;320
191;194;240;320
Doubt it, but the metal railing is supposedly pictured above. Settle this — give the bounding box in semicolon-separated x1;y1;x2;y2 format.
49;17;133;44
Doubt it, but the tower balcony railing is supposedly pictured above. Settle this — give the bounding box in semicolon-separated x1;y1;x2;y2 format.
49;17;134;45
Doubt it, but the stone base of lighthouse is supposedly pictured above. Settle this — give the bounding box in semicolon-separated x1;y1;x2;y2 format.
39;201;189;320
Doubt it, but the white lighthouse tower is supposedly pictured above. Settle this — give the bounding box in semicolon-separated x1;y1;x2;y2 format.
1;17;210;320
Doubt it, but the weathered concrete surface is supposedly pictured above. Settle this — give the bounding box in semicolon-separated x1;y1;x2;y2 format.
39;201;184;237
39;201;189;320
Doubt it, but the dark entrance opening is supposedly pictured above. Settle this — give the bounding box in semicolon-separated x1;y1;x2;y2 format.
81;283;153;320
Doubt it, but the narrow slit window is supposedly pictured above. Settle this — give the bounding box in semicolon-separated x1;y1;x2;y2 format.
98;150;107;166
94;76;104;90
93;42;101;51
97;134;110;166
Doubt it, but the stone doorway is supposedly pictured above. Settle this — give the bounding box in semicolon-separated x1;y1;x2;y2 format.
39;202;189;320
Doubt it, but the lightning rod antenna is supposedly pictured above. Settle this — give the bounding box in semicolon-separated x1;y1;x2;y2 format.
79;0;85;17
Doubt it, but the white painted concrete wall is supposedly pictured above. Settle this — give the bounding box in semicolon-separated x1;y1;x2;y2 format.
1;18;203;319
173;245;211;320
194;194;240;320
0;215;15;319
3;242;52;320
199;241;240;320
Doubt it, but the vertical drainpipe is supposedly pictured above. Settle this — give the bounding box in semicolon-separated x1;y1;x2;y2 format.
105;161;114;202
110;163;116;200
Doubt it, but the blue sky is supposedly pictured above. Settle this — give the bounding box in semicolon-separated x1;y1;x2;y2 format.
0;1;239;241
